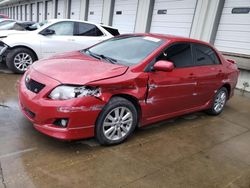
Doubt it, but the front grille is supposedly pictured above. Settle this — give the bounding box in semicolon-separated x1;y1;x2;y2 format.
25;79;45;94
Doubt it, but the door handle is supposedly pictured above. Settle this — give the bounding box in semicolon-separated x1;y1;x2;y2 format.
67;39;75;42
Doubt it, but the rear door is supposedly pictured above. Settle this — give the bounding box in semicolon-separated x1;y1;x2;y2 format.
191;43;225;106
146;42;197;120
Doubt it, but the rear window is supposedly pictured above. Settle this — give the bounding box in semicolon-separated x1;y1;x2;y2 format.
194;44;220;66
76;22;103;36
101;26;120;36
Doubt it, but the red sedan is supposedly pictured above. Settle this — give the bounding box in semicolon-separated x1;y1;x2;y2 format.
18;34;239;145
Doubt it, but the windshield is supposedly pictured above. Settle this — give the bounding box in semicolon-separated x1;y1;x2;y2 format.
85;36;164;66
29;20;50;30
0;22;16;30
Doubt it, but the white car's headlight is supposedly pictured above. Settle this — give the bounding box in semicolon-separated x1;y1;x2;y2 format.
49;85;101;100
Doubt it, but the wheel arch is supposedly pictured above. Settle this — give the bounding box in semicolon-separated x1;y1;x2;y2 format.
9;45;38;61
221;83;231;99
110;94;142;124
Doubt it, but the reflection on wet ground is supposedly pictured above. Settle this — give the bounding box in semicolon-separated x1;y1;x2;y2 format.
0;71;250;188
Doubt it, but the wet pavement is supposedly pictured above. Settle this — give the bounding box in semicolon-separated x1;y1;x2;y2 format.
0;68;250;188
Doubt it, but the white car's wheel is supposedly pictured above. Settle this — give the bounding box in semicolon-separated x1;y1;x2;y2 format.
6;47;37;74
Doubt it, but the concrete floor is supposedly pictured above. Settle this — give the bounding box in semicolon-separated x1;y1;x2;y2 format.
0;66;250;188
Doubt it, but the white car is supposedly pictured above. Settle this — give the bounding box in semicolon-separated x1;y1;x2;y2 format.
0;19;119;73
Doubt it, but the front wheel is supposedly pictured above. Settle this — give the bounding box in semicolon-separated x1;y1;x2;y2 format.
6;47;37;74
95;97;138;145
206;87;228;115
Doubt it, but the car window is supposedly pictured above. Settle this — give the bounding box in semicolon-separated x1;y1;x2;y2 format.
101;26;120;36
47;21;74;36
76;22;103;36
157;43;194;68
12;23;26;31
194;44;220;65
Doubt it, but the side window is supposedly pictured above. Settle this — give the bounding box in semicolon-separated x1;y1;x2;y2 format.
46;21;74;36
194;44;220;66
76;22;103;36
157;43;194;68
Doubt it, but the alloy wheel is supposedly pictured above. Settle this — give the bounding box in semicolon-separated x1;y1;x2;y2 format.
214;90;227;113
102;107;133;141
14;53;33;72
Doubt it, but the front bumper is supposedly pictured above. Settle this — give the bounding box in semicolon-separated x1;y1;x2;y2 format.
0;42;8;63
18;69;106;140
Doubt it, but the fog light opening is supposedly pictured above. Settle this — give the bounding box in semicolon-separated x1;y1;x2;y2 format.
53;118;69;128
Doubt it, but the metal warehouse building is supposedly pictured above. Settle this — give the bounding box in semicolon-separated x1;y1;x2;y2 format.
0;0;250;91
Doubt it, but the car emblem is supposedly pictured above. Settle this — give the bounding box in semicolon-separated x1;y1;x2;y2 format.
25;75;31;83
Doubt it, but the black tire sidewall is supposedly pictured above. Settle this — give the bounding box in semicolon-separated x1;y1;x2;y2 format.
6;48;36;74
95;97;138;145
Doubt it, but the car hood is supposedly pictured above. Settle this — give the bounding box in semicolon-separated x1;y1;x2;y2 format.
32;51;129;85
0;30;28;37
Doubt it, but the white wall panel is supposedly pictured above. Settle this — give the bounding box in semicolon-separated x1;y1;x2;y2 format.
56;0;65;18
31;3;37;22
70;0;81;19
46;1;53;20
112;0;139;34
215;0;250;55
88;0;104;23
150;0;197;37
38;2;44;22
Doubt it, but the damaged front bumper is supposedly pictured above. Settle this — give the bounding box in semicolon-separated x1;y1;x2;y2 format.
0;42;8;63
18;70;107;140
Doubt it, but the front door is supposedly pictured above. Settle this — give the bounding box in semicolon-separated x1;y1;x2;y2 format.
40;21;76;58
145;43;198;121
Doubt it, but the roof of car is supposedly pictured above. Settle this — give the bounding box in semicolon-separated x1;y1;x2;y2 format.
48;19;118;29
123;33;213;47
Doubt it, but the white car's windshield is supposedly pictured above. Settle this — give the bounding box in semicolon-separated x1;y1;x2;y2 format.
85;36;164;66
0;22;16;30
29;20;50;30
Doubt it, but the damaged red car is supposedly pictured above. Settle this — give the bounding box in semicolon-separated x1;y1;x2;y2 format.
18;34;239;145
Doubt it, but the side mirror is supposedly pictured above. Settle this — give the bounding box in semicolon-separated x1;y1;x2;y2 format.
153;60;174;72
40;28;55;36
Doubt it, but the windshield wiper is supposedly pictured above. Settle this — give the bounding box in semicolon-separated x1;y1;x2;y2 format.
83;49;102;60
98;54;117;64
82;49;117;64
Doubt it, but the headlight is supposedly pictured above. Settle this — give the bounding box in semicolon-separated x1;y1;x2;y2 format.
49;85;101;100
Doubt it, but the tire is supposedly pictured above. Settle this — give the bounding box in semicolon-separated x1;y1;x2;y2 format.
6;47;37;74
95;97;138;145
206;87;228;115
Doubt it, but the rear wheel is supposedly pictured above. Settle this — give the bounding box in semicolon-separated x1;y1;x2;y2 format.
206;87;228;115
95;97;138;145
6;47;36;74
